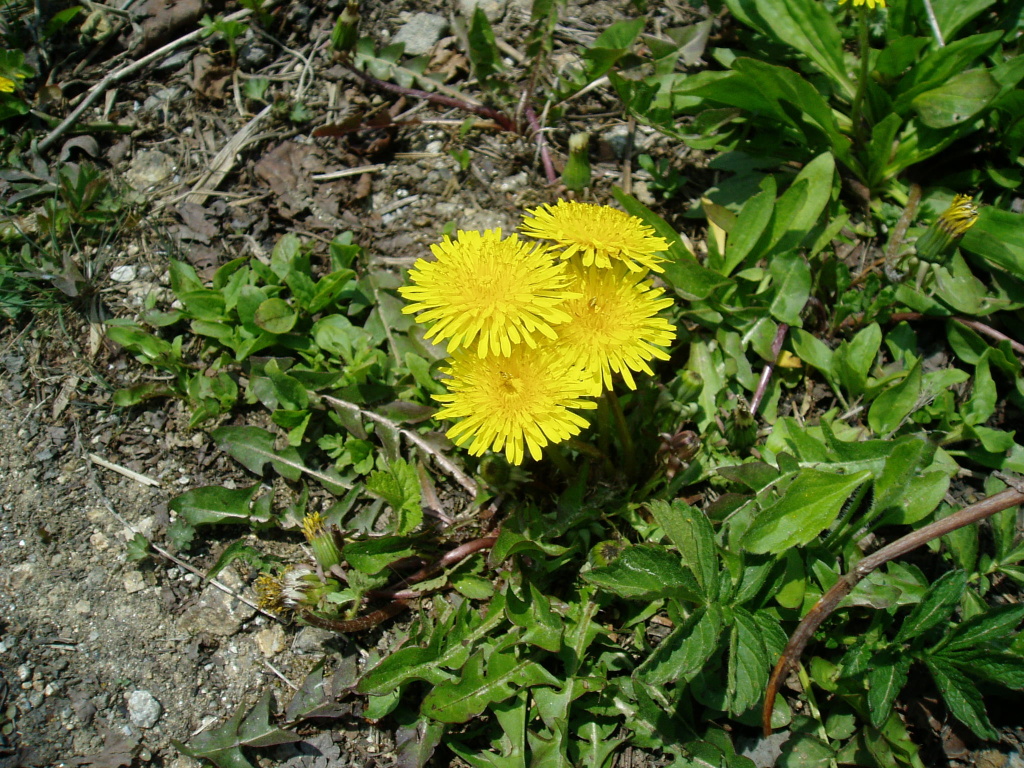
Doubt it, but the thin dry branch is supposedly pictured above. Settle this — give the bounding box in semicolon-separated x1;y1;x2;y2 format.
762;484;1024;735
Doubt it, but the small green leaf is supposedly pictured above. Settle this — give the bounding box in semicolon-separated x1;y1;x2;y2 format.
125;532;152;562
636;605;723;685
742;468;871;554
868;360;923;436
647;498;720;596
924;658;998;739
344;537;416;575
365;458;422;535
895;569;966;643
254;298;297;334
421;649;560;723
768;252;810;325
867;651;913;728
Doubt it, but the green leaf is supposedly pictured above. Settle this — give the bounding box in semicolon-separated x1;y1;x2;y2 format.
766;153;836;257
421;649;561;723
912;69;999;129
943;605;1024;652
726;607;770;716
636;605;723;685
867;360;922;436
125;532;151;562
894;569;966;643
169;484;260;527
611;187;729;300
768;251;810;326
742;468;871;554
867;651;913;728
173;689;301;768
582;543;703;603
647;498;720;596
722;177;775;275
833;323;881;398
253;298;297;334
270;233;301;280
344;537;416;575
365;458;422;535
212;425;351;491
467;6;504;86
505;579;563;652
962;206;1024;283
924;658;998;740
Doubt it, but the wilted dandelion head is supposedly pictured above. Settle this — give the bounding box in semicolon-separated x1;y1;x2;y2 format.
520;200;670;274
398;229;578;358
434;344;596;465
553;260;676;392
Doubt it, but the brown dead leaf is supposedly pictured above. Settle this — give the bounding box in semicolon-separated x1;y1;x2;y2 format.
175;202;220;244
123;0;207;53
191;52;232;102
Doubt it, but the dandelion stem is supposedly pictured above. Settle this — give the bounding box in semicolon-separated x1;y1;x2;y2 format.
605;388;637;479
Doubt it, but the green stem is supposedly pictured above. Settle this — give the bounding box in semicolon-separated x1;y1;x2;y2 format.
850;5;871;150
545;443;574;476
605;388;637;479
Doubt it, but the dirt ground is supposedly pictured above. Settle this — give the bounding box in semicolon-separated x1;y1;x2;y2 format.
0;1;698;765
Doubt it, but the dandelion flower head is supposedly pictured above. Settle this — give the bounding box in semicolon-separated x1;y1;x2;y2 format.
554;260;676;392
0;76;15;93
434;344;596;465
520;200;670;274
838;0;885;8
398;229;578;358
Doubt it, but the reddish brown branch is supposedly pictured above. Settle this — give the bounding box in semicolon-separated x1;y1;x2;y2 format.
340;60;517;133
301;535;499;632
750;323;789;416
762;486;1024;735
839;311;1024;357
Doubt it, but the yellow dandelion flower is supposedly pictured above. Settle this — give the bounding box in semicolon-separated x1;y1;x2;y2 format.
399;229;578;358
520;200;670;273
554;260;676;392
0;76;15;94
434;344;597;465
838;0;885;8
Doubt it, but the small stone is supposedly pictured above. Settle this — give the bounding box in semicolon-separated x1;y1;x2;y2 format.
110;265;136;283
74;600;91;615
458;0;507;22
16;664;31;682
27;690;44;709
255;625;286;657
177;567;255;637
127;689;161;728
291;626;336;655
392;13;448;56
123;571;146;594
89;531;109;551
127;149;175;191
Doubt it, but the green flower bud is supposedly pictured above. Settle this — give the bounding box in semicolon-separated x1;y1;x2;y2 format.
561;132;591;192
302;512;342;570
915;194;979;262
331;1;360;54
676;370;703;404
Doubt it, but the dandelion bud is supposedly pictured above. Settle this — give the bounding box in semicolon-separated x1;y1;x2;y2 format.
589;540;626;567
561;132;592;192
301;512;342;570
915;194;979;262
676;370;703;404
726;404;757;450
331;0;360;54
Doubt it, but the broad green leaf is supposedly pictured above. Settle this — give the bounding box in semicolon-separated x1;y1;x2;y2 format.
912;69;999;129
582;543;703;603
833;323;881;398
635;605;723;685
768;251;810;326
344;537;416;575
894;569;966;642
212;425;351;490
789;329;834;381
173;689;300;768
169;484;259;527
647;498;720;596
742;468;871;554
505;579;563;652
253;298;297;334
422;649;561;723
270;233;301;280
777;732;835;767
722;179;775;276
924;658;998;740
766;153;836;257
962;206;1024;282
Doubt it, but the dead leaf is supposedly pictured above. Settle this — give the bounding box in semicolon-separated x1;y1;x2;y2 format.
62;727;138;768
192;52;233;102
123;0;207;53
